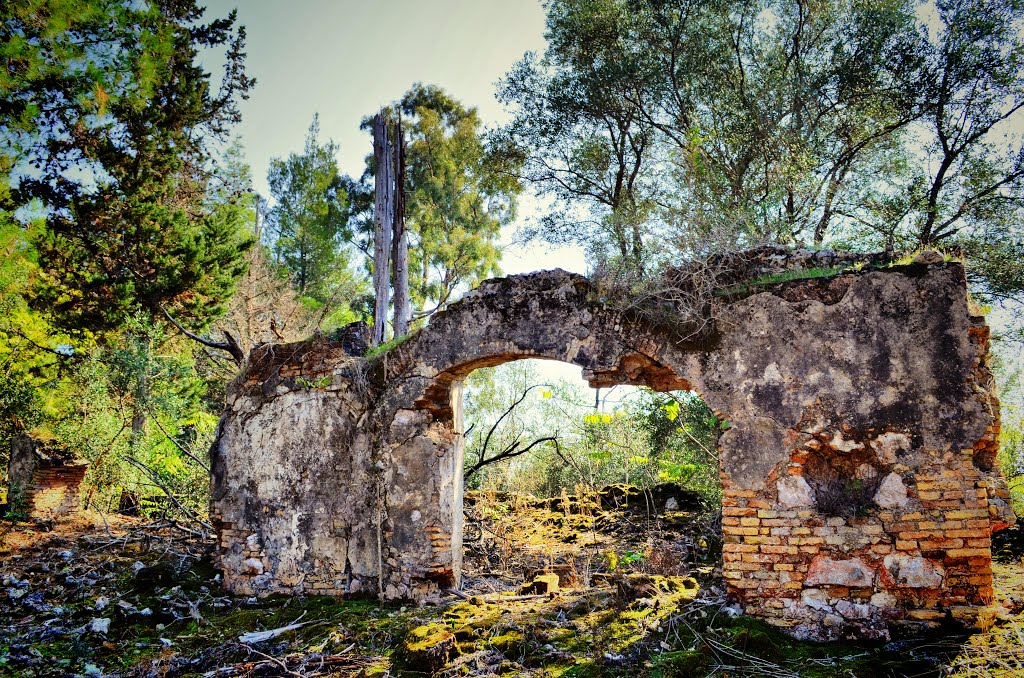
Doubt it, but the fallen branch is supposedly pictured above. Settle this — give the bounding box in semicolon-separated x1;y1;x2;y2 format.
202;651;378;678
233;643;302;677
237;612;312;643
150;414;211;472
123;455;213;532
493;593;551;602
448;591;550;604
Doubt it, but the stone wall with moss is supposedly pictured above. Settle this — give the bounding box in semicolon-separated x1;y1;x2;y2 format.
211;257;1014;641
684;264;1015;640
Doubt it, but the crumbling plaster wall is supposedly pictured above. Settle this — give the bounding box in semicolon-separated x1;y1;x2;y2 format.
212;345;379;596
211;259;1014;640
680;265;1015;639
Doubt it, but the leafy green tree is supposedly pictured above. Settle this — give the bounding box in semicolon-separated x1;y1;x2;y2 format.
0;2;255;514
267;115;363;310
992;351;1024;517
34;319;217;519
629;390;722;499
208;143;327;355
352;85;521;318
204;139;332;357
495;0;924;254
497;0;1024;275
2;1;139;165
492;0;663;268
839;0;1024;250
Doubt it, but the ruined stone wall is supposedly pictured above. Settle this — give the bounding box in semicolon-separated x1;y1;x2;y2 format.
673;266;1016;639
7;434;86;518
366;271;696;600
211;260;1015;640
211;342;380;597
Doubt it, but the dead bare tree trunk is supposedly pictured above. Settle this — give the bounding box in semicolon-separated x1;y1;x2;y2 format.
391;118;410;337
372;113;394;347
254;193;267;240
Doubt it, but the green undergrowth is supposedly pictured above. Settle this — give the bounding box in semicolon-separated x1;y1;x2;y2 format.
714;248;963;300
394;574;702;676
365;332;414;359
3;589;402;675
888;249;959;267
390;577;968;677
714;266;847;297
0;572;996;678
0;530;416;677
645;616;966;678
0;592;415;677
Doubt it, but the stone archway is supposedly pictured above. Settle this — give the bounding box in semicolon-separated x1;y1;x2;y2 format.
211;257;1015;640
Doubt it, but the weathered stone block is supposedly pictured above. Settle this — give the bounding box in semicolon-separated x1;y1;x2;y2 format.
805;557;875;587
874;473;910;508
883;554;944;588
777;476;816;509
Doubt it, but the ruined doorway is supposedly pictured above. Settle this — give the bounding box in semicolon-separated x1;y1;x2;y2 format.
457;359;725;588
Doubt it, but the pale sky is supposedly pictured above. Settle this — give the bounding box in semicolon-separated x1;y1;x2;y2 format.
202;0;587;276
202;0;591;384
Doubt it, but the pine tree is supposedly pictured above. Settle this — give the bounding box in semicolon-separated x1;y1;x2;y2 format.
5;0;256;336
267;115;362;309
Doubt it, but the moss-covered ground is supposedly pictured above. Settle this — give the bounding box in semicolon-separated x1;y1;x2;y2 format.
0;494;1020;677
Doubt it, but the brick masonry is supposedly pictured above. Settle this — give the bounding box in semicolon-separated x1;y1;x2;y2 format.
6;434;86;518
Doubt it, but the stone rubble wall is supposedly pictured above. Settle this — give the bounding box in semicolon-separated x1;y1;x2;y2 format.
211;340;380;597
210;259;1015;640
681;266;1016;639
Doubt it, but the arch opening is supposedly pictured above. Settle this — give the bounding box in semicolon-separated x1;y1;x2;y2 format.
449;357;725;594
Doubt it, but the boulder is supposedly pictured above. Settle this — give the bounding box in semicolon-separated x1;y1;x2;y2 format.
777;475;816;508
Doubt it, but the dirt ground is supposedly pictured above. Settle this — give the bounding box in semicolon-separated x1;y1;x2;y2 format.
0;488;1020;677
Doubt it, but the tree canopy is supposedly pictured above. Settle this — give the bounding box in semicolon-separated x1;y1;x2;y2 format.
0;0;256;518
494;0;1024;285
3;0;255;336
266;115;360;307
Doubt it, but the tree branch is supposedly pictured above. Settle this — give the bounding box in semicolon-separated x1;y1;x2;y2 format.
478;383;552;462
123;455;213;532
161;306;244;364
466;436;561;479
149;414;211;473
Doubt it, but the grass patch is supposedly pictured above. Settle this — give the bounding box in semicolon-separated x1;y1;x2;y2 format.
888;248;961;267
715;265;847;297
364;332;413;359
